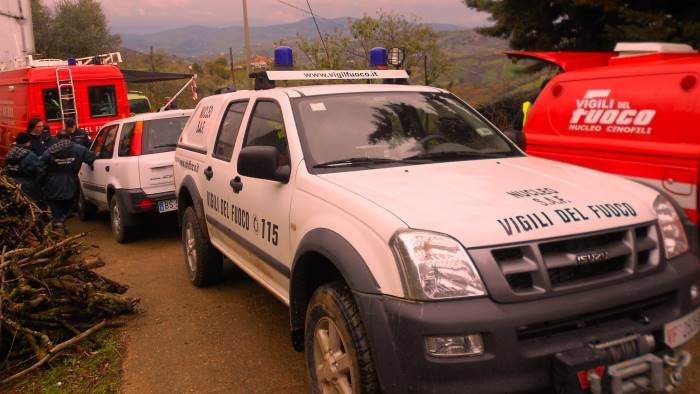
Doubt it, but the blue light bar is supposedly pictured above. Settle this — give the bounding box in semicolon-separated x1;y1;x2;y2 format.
369;47;388;69
67;58;77;66
274;46;294;69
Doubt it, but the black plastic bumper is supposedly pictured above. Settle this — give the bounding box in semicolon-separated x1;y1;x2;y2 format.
354;252;700;394
114;188;176;215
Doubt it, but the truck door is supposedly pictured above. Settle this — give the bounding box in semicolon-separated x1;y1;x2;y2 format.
205;98;293;300
79;124;118;207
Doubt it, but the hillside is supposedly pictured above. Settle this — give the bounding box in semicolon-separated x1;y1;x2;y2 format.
121;17;464;58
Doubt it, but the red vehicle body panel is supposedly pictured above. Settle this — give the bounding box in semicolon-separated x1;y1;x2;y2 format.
0;64;130;158
517;50;700;225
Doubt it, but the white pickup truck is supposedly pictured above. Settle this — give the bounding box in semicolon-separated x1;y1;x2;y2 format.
79;110;192;242
173;68;699;393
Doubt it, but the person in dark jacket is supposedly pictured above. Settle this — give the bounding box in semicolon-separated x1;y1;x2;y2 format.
27;117;49;156
4;133;45;204
40;131;97;227
63;118;92;148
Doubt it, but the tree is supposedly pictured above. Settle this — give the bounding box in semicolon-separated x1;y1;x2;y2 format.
295;11;450;85
464;0;700;50
32;0;121;59
30;0;52;57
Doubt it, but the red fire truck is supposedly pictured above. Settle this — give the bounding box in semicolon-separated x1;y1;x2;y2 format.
0;53;130;158
506;42;700;246
0;52;196;159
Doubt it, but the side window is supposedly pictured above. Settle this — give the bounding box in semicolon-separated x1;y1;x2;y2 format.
43;89;62;121
96;125;118;159
90;128;109;155
88;85;117;118
118;122;136;157
213;101;248;161
241;101;290;167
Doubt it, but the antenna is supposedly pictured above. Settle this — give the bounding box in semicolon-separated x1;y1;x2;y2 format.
305;0;331;66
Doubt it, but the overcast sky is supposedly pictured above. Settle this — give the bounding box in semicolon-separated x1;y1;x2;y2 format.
86;0;490;34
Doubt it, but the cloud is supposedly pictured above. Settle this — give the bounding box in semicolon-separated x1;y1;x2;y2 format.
88;0;490;33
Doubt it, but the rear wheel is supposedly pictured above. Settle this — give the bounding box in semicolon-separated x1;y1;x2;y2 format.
182;206;222;287
110;197;132;243
77;190;97;221
305;281;379;394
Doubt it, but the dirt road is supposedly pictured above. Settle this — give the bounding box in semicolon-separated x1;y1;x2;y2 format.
69;215;699;394
71;215;307;393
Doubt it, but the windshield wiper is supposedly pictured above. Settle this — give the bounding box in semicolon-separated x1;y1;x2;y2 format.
404;151;512;161
313;157;426;169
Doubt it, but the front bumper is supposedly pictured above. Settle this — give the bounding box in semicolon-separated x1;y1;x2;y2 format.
355;252;700;394
115;188;176;215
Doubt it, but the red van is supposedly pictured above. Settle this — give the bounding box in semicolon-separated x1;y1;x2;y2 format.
506;42;700;247
0;57;130;158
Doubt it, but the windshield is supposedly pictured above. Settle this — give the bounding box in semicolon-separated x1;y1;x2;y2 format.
293;92;520;171
130;98;151;114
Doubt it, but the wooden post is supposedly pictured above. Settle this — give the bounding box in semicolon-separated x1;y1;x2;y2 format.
424;55;428;86
242;0;252;89
150;46;155;72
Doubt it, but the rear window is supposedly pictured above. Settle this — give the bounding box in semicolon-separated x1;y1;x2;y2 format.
142;116;189;155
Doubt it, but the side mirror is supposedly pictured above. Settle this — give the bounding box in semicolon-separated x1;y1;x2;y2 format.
237;146;290;183
502;128;527;151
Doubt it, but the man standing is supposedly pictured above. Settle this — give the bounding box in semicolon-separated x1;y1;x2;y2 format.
63;118;92;148
27;117;50;156
40;131;96;228
4;132;45;204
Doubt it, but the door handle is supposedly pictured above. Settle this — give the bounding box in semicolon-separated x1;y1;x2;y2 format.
230;176;243;194
204;166;214;180
105;165;110;172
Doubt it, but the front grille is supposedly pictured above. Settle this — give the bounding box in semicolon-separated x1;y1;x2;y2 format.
469;222;662;302
516;292;675;341
548;255;628;286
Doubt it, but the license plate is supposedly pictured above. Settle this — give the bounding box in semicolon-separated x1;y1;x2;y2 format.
664;308;700;348
158;199;178;213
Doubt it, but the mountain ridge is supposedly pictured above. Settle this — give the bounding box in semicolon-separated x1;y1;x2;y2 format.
121;17;466;57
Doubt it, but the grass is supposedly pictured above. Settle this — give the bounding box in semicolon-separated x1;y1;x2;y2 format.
7;328;123;394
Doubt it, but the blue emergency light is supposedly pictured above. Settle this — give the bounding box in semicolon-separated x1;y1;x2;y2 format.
67;58;77;66
369;47;388;69
274;46;294;70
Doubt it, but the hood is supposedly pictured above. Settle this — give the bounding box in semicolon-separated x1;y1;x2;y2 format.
319;157;659;248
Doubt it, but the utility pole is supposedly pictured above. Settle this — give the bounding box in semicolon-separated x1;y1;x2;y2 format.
242;0;252;89
229;47;235;86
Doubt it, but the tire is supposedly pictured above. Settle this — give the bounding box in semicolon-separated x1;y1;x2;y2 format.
181;206;223;287
77;190;97;221
305;281;379;394
109;197;132;243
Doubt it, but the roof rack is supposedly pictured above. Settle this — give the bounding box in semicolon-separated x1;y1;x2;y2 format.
0;52;123;71
614;42;697;57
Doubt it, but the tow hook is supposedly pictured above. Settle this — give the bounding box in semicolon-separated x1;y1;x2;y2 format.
663;351;692;392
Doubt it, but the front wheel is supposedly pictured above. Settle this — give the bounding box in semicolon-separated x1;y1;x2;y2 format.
305;281;379;394
181;206;222;287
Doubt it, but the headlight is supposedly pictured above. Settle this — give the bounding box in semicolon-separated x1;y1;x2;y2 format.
391;230;487;300
654;195;689;259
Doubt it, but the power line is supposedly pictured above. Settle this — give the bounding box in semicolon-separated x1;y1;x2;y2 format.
274;0;327;19
305;0;331;65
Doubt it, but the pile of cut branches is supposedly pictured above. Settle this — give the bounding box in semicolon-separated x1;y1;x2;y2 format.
0;173;138;384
